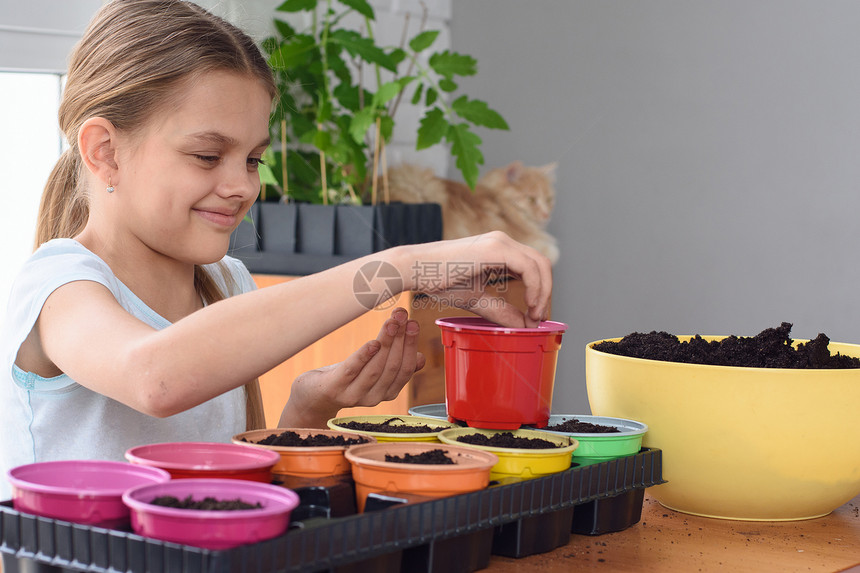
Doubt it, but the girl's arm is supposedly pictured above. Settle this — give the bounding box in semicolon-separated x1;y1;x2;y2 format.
33;231;550;417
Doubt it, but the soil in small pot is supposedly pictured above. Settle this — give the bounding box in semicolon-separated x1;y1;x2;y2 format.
150;495;262;510
545;419;620;433
456;432;560;449
242;430;368;447
339;417;445;434
384;449;455;464
592;322;860;369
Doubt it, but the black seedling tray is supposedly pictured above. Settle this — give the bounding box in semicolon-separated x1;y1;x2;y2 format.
1;448;663;573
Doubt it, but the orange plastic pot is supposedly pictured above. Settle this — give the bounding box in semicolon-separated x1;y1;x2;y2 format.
232;428;374;481
436;317;568;429
344;442;498;512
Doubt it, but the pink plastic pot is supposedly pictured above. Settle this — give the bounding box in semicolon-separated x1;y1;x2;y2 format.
125;442;279;482
436;317;568;429
7;460;171;527
122;478;299;549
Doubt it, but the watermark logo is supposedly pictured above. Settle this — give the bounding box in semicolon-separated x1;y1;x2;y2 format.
353;261;404;310
352;260;512;311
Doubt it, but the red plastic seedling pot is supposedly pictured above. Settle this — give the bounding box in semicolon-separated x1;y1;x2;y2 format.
436;317;568;429
125;442;279;482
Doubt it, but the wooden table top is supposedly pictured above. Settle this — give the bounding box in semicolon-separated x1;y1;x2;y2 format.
486;492;860;572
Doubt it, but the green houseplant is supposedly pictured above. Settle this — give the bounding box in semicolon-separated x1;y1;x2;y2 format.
230;0;509;275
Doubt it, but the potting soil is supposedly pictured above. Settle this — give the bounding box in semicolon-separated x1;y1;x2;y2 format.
246;430;368;447
456;432;560;449
384;449;455;464
545;419;620;433
339;417;445;433
150;495;261;510
592;322;860;368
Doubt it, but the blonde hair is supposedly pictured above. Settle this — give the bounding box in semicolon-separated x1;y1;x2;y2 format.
38;0;275;430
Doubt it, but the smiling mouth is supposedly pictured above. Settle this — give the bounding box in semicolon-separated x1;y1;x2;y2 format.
194;209;237;227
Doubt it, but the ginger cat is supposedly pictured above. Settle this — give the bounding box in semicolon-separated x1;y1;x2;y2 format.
382;161;560;264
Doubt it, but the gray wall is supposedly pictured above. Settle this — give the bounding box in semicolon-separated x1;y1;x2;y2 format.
451;1;860;413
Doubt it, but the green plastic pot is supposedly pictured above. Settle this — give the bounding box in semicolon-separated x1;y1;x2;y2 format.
534;415;648;466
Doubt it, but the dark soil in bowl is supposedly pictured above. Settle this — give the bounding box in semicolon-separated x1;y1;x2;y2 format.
592;322;860;369
545;419;620;433
456;433;560;449
150;495;262;510
384;450;455;464
339;417;446;434
244;430;368;447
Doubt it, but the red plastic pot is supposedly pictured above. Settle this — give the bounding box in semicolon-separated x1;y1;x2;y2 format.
436;317;568;429
125;442;279;482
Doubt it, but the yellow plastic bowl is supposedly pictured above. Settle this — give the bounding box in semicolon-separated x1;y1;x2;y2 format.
327;415;458;443
586;337;860;521
438;427;578;481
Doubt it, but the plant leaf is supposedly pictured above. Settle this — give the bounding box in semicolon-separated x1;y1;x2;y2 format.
373;81;402;108
258;161;279;186
273;19;296;39
277;0;317;12
389;48;407;67
411;84;424;105
329;29;396;72
451;96;510;130
409;30;439;53
429;50;477;78
333;81;360;112
416;107;448;150
349;107;376;143
337;0;374;19
439;78;458;92
425;88;438;106
313;129;333;152
446;123;483;189
269;35;317;69
380;115;394;142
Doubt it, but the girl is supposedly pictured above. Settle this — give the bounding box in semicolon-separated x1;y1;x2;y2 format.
0;0;552;498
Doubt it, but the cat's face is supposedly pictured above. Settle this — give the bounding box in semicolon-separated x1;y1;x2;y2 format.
482;161;557;223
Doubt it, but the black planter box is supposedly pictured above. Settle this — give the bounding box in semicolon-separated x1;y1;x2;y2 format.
229;202;443;276
0;449;663;573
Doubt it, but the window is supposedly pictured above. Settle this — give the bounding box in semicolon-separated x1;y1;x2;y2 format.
0;72;63;322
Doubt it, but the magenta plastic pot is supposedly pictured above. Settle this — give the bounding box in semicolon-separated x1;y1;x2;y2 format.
436;317;568;429
122;478;300;549
7;460;171;527
125;441;279;481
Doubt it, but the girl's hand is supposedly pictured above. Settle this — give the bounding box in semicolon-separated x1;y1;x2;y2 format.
278;307;425;428
401;231;553;328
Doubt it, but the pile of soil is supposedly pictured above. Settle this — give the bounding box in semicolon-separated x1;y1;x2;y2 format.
338;417;445;434
592;322;860;369
384;449;455;465
150;495;261;511
456;432;561;449
545;419;620;433
244;430;368;447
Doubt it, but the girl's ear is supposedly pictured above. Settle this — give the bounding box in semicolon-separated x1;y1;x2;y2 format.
78;117;119;187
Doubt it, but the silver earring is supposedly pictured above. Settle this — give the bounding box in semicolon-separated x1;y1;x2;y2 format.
106;177;115;193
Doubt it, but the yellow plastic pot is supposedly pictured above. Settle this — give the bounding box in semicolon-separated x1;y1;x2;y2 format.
438;427;578;481
327;415;457;443
586;337;860;521
344;442;498;512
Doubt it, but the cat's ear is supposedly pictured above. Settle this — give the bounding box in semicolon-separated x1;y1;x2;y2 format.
505;161;524;183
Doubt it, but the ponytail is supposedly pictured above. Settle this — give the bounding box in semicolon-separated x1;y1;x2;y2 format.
194;265;266;431
35;147;87;249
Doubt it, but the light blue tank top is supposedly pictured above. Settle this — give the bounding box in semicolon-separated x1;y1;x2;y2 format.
0;239;254;498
